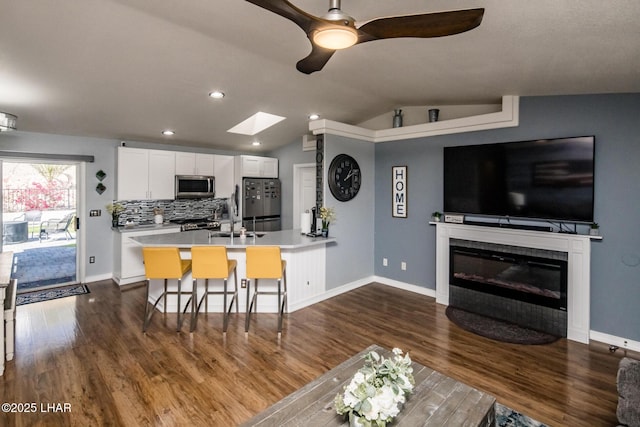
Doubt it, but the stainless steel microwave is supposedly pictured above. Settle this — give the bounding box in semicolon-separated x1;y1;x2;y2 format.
175;175;215;199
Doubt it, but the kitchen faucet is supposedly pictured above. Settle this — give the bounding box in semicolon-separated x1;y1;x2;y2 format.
228;192;236;234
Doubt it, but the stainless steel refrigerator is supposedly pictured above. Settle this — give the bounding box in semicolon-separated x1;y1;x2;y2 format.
242;178;281;231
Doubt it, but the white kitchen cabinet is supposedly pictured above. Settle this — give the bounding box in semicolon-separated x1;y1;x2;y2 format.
113;227;180;286
175;152;196;175
261;157;278;178
148;150;176;200
235;155;278;178
117;147;149;200
117;147;175;200
175;152;214;176
196;154;215;176
213;154;235;198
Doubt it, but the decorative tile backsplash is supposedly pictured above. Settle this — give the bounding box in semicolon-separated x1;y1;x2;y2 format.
115;198;229;225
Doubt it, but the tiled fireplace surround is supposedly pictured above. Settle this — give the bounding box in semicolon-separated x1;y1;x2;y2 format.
435;222;594;344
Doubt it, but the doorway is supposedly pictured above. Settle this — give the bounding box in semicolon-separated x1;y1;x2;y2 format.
1;161;79;293
293;163;316;231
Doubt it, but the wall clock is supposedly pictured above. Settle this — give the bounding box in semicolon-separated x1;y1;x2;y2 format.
328;154;361;202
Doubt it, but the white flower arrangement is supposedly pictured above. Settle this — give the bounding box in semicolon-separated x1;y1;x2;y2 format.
319;206;336;229
106;202;125;216
335;348;414;427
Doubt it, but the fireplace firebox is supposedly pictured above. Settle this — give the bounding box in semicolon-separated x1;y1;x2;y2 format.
449;239;568;337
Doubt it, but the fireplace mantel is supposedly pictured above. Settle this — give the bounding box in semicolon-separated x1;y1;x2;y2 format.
435;222;595;344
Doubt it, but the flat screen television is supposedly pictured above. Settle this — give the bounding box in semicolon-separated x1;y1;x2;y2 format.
443;136;595;223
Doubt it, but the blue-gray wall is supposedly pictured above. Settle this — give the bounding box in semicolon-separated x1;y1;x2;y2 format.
0;131;119;281
272;134;376;290
268;142;315;230
323;135;376;289
374;93;640;341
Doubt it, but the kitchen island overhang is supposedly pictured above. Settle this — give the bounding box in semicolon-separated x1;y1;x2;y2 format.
131;229;336;315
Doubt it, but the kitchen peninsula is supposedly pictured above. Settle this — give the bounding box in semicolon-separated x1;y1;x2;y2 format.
131;229;336;314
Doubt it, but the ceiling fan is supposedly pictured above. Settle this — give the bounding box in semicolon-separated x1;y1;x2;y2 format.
246;0;485;74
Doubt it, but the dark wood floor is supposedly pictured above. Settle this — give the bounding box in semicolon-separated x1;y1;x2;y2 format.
0;281;634;426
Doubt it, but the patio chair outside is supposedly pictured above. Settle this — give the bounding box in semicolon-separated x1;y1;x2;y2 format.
12;210;43;239
40;212;75;241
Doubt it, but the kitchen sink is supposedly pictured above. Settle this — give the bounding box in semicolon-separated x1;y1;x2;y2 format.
209;231;265;238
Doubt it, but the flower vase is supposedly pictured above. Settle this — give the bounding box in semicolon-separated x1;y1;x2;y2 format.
321;222;329;237
112;216;119;228
349;414;365;427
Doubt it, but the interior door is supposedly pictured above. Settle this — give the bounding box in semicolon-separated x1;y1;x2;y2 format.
293;164;316;229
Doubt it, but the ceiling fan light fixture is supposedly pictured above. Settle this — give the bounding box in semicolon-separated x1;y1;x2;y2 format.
313;26;358;50
0;112;17;132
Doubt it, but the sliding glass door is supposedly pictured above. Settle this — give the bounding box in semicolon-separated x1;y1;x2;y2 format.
1;160;78;293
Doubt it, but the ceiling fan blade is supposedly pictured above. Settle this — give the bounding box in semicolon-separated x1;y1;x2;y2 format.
356;8;484;43
245;0;320;33
296;45;336;74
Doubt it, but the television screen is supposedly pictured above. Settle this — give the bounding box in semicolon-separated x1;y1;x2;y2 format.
443;136;595;223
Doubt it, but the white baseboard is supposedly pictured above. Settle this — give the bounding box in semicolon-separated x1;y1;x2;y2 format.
372;276;436;298
289;276;372;312
289;276;436;312
590;330;640;353
83;273;114;284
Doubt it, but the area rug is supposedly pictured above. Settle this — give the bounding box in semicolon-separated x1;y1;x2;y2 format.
16;285;89;306
496;403;548;427
445;306;560;345
11;246;76;291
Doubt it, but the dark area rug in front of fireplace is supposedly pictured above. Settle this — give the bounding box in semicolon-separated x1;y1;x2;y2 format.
445;306;560;345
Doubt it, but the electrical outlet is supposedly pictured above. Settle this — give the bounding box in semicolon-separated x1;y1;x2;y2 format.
89;256;95;264
383;258;388;266
401;261;407;271
241;279;247;288
89;209;101;217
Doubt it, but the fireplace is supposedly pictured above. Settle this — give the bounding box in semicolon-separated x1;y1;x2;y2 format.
435;222;594;343
448;239;568;337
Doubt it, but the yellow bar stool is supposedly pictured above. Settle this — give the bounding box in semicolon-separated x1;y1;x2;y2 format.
142;247;193;333
190;246;238;333
245;246;287;336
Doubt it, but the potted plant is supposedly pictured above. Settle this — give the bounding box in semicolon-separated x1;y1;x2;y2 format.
106;202;125;227
589;222;599;236
431;211;442;222
319;206;336;237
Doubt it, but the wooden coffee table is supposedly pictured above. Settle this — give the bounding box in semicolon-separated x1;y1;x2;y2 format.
242;344;495;426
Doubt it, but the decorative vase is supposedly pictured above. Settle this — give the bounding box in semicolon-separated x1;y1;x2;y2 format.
112;216;119;228
349;414;365;427
321;227;329;238
392;109;403;128
428;108;439;122
589;228;599;236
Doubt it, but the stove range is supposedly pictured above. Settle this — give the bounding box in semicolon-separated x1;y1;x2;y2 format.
170;218;221;231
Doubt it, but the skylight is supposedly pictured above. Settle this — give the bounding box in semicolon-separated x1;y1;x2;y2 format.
227;112;285;136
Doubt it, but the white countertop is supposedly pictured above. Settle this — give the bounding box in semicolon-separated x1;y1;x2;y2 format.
130;229;336;249
114;223;181;233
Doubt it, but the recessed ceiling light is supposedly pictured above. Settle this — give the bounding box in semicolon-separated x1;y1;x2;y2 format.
251;141;261;146
162;130;175;136
308;113;320;120
209;91;225;99
228;111;286;136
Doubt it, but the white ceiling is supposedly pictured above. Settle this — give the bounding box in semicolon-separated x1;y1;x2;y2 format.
1;0;639;152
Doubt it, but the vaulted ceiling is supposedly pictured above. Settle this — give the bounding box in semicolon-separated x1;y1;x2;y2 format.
1;1;639;152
